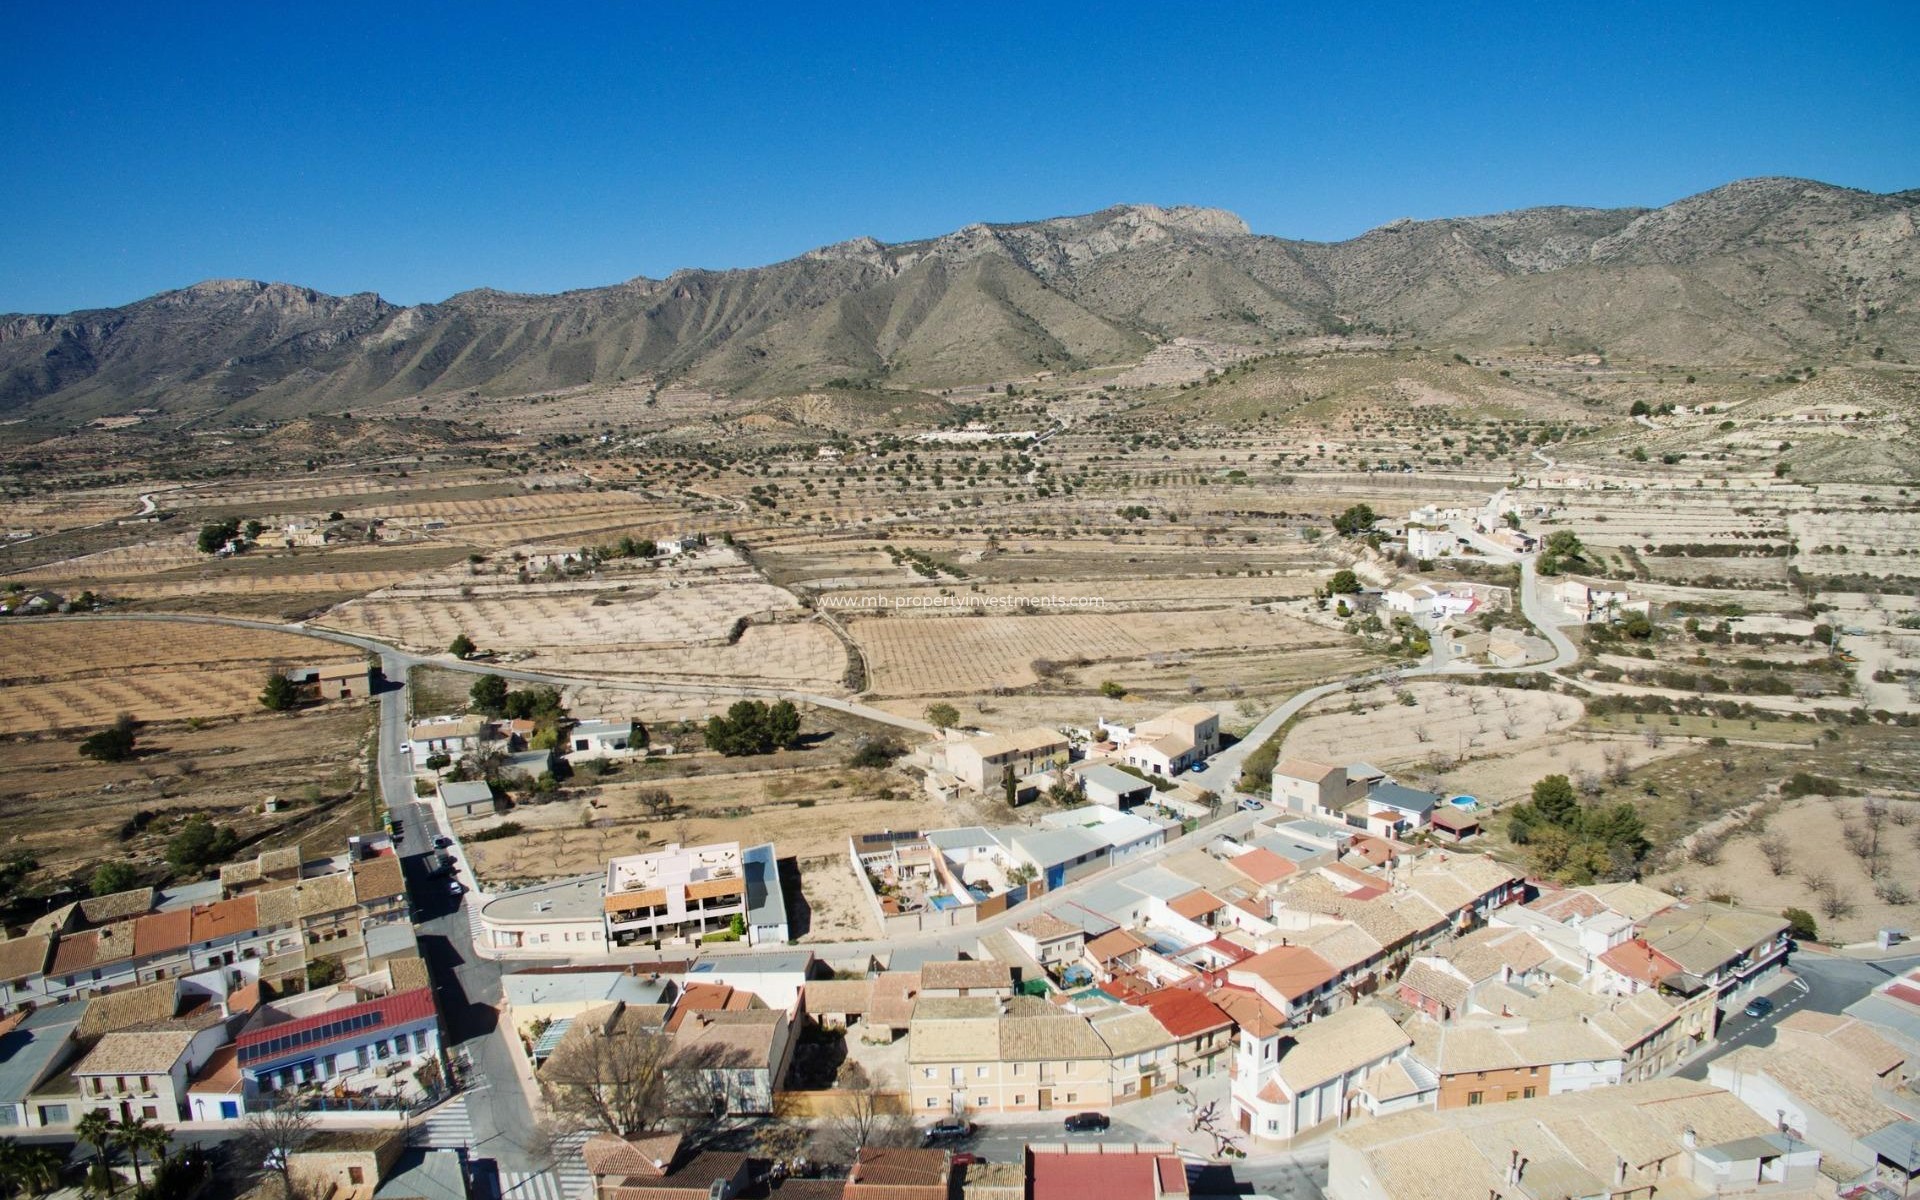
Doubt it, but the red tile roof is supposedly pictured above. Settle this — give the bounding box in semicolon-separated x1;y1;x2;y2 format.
1230;944;1339;1001
1168;890;1226;920
1132;987;1233;1039
1210;985;1287;1038
665;983;753;1031
1030;1147;1187;1200
1225;848;1296;886
190;895;260;943
133;908;193;958
1597;938;1683;987
237;987;436;1062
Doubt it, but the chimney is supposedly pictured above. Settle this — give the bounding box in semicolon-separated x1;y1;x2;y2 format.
1682;1127;1696;1150
1615;1158;1627;1187
1507;1150;1521;1184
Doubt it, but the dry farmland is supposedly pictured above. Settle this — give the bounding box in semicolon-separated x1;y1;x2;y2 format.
320;579;804;654
0;621;364;732
849;606;1352;696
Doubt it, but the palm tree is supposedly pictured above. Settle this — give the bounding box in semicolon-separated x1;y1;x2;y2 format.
0;1138;24;1199
14;1147;61;1198
131;1121;171;1185
75;1111;115;1195
111;1117;166;1190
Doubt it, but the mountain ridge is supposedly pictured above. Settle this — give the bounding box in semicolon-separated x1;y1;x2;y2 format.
2;177;1914;421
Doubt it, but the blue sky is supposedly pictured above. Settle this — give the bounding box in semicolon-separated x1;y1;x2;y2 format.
2;1;1915;313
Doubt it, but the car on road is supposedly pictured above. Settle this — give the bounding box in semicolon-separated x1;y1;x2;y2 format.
1743;996;1774;1019
448;880;466;896
434;836;453;849
923;1118;975;1145
1063;1112;1110;1133
1238;796;1263;812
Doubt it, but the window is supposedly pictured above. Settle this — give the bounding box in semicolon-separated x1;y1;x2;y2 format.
975;1095;988;1106
1529;1066;1539;1076
976;1066;988;1078
141;1106;157;1119
1268;1120;1279;1132
1014;1095;1025;1105
348;1168;364;1186
219;1101;239;1120
1065;1093;1076;1103
1467;1091;1483;1106
923;1067;935;1079
925;1097;938;1108
1523;1087;1537;1099
1012;1063;1023;1076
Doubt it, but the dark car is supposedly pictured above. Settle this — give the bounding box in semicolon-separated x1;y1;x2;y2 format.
1743;996;1774;1019
1063;1112;1110;1133
434;836;453;849
923;1118;975;1145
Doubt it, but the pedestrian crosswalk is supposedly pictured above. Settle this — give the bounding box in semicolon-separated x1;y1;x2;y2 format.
496;1171;566;1200
413;1096;472;1149
496;1132;589;1200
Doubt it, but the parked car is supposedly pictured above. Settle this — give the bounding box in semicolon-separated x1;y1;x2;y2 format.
1743;996;1774;1019
950;1152;981;1168
1237;796;1264;812
1063;1112;1110;1133
448;880;466;896
434;836;453;849
924;1118;975;1145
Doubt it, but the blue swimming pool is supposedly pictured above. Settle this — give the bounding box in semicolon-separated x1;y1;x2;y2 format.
928;894;959;911
1447;795;1478;810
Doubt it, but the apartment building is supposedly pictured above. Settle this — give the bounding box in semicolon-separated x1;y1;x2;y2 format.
603;842;748;947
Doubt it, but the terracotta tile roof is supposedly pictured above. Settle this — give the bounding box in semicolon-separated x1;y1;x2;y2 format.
78;888;155;925
1275;1005;1411;1093
76;980;179;1039
254;885;303;927
601;1151;747;1200
292;873;359;919
1168;890;1226;920
1132;987;1232;1039
351;855;406;904
920;960;1012;992
1013;913;1080;941
188;894;259;943
684;877;744;902
1228;944;1339;1001
847;1147;948;1193
389;956;432;994
72;1028;197;1075
584;1132;683;1178
132;908;193;958
0;933;52;983
665;983;754;1031
801;979;873;1015
669;1010;783;1070
49;930;102;975
1210;985;1287;1038
188;1043;242;1093
1275;759;1341;784
1598;938;1684;987
1225;848;1297;886
1398;961;1470;1013
868;971;920;1027
1029;1146;1188;1200
1085;928;1150;963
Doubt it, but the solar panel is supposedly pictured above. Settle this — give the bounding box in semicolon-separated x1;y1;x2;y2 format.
239;1009;388;1065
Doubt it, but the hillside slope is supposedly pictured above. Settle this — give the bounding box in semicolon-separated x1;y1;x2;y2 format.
0;179;1914;421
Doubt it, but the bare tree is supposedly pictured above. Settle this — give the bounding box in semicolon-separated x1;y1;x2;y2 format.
1875;878;1912;906
1688;833;1724;866
1819;888;1857;921
637;788;676;819
1802;868;1834;897
1758;836;1794;877
239;1103;317;1200
539;1006;686;1136
813;1061;914;1162
1412;724;1430;744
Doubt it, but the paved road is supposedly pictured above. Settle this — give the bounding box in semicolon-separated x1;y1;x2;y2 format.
1678;951;1920;1081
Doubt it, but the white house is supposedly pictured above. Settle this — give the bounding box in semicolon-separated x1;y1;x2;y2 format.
407;716;488;760
1231;1003;1418;1143
1406;527;1453;560
565;719;639;759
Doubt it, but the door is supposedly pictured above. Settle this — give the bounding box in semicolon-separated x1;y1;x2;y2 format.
1037;1087;1052;1111
1046;865;1066;890
1140;1075;1153;1098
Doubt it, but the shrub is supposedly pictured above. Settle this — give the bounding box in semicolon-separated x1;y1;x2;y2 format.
79;714;138;762
1781;907;1818;942
468;821;522;842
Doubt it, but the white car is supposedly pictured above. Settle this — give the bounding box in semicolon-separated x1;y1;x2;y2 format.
448;881;466;896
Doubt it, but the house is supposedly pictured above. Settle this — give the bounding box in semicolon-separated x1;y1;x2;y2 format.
1008;826;1111;890
1132;987;1234;1083
1342;783;1440;835
439;780;498;820
667;1008;792;1116
1038;806;1165;863
68;1019;232;1123
1027;1143;1189;1200
1381;584;1475;620
1223;944;1341;1022
232;986;441;1108
603;842;749;948
683;950;814;1011
1326;1078;1825;1200
502;970;675;1039
498;748;556;783
1709;1035;1919;1191
582;1131;751;1200
906;1001;1117;1115
279;1130;408;1200
408;717;488;761
566;720;639;760
945;728;1070;795
844;1147;951;1200
0;1003;85;1127
1272;760;1348;816
1008;915;1086;973
1426;808;1480;842
1641;903;1791;1001
1405;527;1453;560
1080;764;1155;810
1233;1004;1419;1143
799;979;873;1031
1089;1003;1179;1101
920;960;1014;999
286;661;374;702
1118;705;1221;777
1486;632;1551;668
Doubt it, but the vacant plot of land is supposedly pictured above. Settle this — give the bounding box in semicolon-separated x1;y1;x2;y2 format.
322;581;803;653
0;621;363;732
524;622;847;691
1652;795;1920;946
1282;683;1583;779
0;706;374;883
852;607;1340;696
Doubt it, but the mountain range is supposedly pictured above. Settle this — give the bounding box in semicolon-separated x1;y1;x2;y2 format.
2;176;1914;422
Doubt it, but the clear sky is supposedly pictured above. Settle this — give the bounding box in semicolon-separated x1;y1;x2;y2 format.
2;1;1915;314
